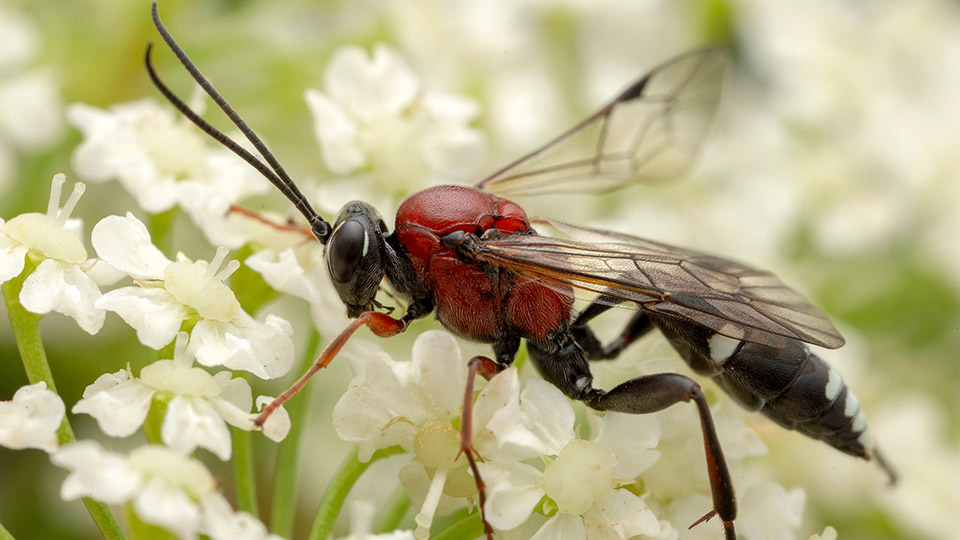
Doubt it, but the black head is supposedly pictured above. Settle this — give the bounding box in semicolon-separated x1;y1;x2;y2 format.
325;201;389;317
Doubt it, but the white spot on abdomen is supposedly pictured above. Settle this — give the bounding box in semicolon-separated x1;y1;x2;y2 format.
824;369;843;401
707;333;741;363
844;391;860;417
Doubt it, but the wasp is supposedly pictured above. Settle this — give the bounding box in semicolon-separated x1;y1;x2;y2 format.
146;4;895;539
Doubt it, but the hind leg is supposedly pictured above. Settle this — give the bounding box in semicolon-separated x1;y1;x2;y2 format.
527;336;738;540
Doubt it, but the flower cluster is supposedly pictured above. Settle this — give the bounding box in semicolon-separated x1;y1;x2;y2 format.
52;441;283;540
332;330;812;540
1;174;295;539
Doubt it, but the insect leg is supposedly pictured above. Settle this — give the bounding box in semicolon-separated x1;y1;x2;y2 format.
527;336;737;540
574;311;654;360
572;296;654;360
254;311;407;426
228;205;313;238
459;355;504;540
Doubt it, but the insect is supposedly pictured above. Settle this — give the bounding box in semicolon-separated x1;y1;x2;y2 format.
146;3;895;539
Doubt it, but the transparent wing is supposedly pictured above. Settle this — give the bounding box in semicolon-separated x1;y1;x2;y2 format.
475;218;845;349
475;48;728;197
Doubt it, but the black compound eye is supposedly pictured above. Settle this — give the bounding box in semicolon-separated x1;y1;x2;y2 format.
328;219;366;283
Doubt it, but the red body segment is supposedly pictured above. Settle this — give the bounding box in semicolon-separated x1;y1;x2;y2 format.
395;185;572;342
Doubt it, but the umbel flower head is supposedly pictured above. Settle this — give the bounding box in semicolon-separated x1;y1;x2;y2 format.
73;332;291;460
68;98;268;247
306;43;486;194
0;173;104;334
91;213;295;379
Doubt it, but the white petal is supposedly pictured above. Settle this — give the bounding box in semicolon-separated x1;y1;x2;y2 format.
478;461;545;531
0;69;64;150
84;257;127;287
72;370;155;438
324;45;418;120
134;479;204;540
0;233;27;284
475;368;550;461
190;312;295;379
91;213;171;279
244;248;313;301
715;402;767;460
529;514;586;540
0;381;64;452
19;259;104;334
583;489;661;540
305;89;365;174
202;493;274;540
406;330;466;418
593;413;661;480
176;180;251;249
95;287;187;349
51;440;142;504
519;378;576;455
213;372;253;412
162;395;232;460
253;396;291;443
739;482;806;540
333;382;415;462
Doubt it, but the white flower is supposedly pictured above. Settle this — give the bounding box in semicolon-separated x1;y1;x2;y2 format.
305;44;485;194
479;380;661;540
91;213;295;379
73;333;290;460
0;174;104;334
0;381;64;453
738;482;806;540
52;441;281;540
202;493;286;540
68;98;268;247
52;442;214;539
333;330;553;540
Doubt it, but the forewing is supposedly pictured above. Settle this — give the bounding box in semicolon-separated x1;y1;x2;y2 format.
475;48;728;197
476;219;845;349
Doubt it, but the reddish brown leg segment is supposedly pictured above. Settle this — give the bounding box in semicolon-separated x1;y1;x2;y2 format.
458;356;502;540
254;312;406;427
229;204;314;238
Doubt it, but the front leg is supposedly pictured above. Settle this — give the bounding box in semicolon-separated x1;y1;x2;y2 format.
254;311;407;426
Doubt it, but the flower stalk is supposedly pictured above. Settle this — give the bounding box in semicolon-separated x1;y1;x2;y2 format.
308;446;404;540
372;487;411;534
1;268;128;540
232;426;259;517
270;328;321;536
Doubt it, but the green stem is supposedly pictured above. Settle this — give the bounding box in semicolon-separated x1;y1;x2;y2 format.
0;519;16;540
147;208;176;255
269;329;322;536
308;446;404;540
142;396;169;445
372;486;411;534
232;427;259;517
430;510;485;540
2;270;128;540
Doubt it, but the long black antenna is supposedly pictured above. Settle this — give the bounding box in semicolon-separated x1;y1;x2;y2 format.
146;2;331;242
